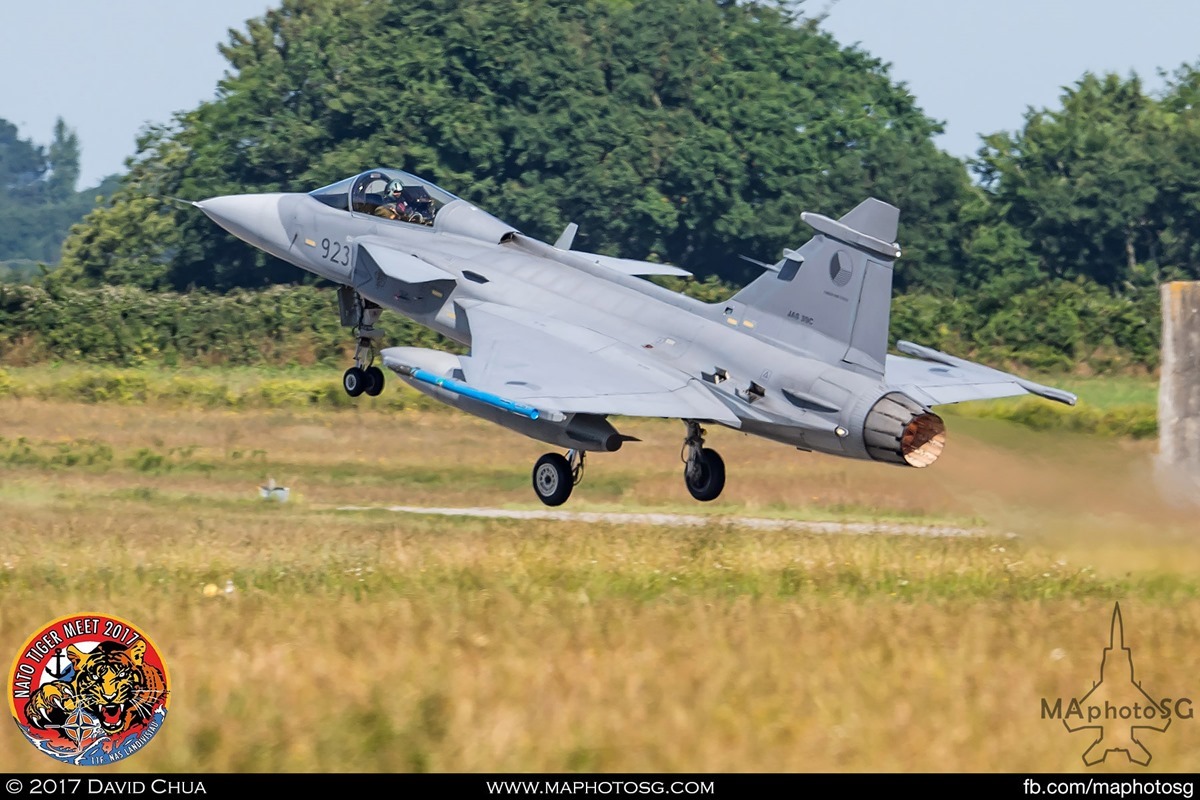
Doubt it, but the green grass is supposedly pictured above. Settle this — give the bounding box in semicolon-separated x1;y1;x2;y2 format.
939;374;1158;438
0;363;445;411
0;365;1162;438
1;396;1198;771
2;496;1198;772
0;503;1194;604
944;397;1158;438
1040;374;1159;407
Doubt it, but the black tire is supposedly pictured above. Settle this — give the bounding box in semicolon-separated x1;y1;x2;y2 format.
684;447;726;502
364;366;385;396
343;367;366;398
359;368;379;396
532;453;573;507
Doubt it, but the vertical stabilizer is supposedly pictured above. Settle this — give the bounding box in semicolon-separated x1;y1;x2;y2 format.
727;198;900;374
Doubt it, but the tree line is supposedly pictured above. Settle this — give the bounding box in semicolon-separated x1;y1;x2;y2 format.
0;118;118;281
3;0;1198;372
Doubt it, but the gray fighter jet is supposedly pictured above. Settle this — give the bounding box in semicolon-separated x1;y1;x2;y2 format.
197;167;1076;506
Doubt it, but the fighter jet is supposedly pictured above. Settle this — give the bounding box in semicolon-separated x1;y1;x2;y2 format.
196;167;1076;506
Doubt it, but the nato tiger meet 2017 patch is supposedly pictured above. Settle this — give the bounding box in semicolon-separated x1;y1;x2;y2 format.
8;613;170;765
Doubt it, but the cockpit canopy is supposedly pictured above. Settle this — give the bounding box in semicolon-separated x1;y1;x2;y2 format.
309;168;459;227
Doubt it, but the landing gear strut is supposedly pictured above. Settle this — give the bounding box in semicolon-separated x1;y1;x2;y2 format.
339;287;385;398
532;449;585;507
682;420;725;502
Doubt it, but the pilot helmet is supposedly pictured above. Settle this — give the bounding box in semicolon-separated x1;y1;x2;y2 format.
386;179;405;197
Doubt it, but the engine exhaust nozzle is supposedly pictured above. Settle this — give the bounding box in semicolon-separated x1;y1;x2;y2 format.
864;392;946;468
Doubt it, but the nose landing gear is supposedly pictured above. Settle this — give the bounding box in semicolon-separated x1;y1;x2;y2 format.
339;287;385;398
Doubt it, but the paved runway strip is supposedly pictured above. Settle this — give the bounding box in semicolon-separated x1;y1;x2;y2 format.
336;505;999;538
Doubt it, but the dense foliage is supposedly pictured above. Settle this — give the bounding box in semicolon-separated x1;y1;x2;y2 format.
5;0;1199;374
974;71;1200;291
0;278;1160;373
0;118;117;275
56;0;970;293
0;283;449;367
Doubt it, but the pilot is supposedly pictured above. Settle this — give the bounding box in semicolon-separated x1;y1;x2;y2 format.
373;179;410;220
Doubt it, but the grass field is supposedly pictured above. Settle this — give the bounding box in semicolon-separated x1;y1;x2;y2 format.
0;365;1160;438
1;377;1197;773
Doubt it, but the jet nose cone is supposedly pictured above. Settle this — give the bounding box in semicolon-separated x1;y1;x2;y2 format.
196;193;291;255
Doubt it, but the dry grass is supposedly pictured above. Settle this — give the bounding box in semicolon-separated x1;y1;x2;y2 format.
1;397;1198;773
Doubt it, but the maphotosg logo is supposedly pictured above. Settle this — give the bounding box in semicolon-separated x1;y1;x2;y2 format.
8;613;170;765
1040;603;1192;766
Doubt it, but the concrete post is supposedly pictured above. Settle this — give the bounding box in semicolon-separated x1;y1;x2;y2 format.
1157;281;1200;505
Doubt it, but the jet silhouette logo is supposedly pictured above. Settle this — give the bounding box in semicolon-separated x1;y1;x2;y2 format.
1041;603;1193;766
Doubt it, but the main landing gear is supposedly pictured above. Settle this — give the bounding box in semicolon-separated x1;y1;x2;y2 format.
532;449;584;507
681;420;725;502
529;423;726;506
339;287;385;398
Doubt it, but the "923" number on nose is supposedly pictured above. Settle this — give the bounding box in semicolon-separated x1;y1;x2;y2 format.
321;238;350;267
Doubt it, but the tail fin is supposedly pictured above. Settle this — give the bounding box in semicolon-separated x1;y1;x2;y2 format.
727;197;900;375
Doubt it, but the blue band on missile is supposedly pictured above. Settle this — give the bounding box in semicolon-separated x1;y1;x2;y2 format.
407;367;541;420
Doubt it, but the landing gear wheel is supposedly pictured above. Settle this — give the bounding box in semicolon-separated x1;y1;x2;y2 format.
365;366;385;396
533;453;573;507
363;366;385;397
684;448;725;502
343;367;366;398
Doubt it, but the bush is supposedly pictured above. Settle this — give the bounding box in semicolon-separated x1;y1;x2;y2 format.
949;398;1157;439
0;284;455;367
0;278;1162;375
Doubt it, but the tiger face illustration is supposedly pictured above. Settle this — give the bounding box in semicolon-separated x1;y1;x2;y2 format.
11;614;171;765
24;640;167;736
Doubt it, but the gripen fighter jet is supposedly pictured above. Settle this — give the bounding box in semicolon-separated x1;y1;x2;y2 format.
197;168;1076;506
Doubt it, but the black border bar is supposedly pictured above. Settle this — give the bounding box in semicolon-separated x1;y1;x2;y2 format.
1;774;1197;798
